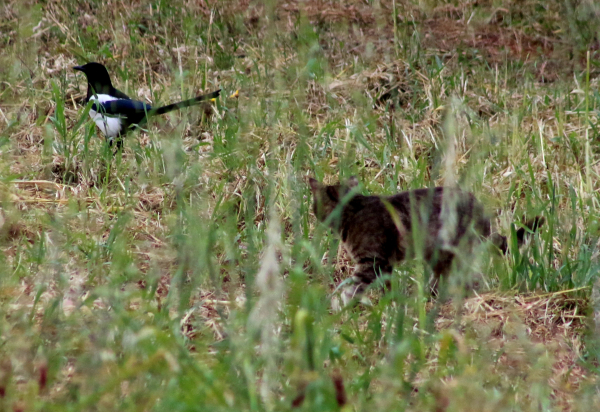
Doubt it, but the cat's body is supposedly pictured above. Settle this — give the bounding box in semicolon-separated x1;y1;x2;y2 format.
308;177;543;304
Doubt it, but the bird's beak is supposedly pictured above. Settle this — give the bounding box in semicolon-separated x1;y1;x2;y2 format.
73;66;84;72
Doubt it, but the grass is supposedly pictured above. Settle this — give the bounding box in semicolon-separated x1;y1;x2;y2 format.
1;0;600;410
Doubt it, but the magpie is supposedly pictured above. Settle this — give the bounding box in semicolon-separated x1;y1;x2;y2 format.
73;62;221;150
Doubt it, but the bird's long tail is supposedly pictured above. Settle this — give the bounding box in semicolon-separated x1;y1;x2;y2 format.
491;216;545;254
153;89;221;115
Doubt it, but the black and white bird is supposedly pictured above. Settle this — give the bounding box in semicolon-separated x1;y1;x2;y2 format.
73;62;221;150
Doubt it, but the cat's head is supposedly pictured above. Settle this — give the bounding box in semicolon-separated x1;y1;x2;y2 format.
308;176;359;223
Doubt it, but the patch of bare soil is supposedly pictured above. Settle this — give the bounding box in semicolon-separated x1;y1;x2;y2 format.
423;17;553;59
279;0;377;27
421;15;567;79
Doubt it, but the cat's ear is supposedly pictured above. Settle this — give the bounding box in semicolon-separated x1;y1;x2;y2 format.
347;176;359;188
308;177;320;193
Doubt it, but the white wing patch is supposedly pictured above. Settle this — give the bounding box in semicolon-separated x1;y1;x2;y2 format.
88;94;123;138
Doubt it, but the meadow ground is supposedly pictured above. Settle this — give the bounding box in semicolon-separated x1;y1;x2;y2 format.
1;0;600;410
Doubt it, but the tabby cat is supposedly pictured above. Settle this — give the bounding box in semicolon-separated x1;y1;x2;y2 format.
308;176;543;305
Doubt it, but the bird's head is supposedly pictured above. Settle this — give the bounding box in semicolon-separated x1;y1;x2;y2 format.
74;62;113;94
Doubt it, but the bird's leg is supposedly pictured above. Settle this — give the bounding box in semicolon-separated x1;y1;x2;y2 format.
110;136;124;157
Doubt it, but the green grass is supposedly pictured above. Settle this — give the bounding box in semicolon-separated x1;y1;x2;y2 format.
1;0;600;410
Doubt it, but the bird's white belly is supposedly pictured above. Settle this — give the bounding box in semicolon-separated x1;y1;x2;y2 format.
89;109;122;138
88;94;125;138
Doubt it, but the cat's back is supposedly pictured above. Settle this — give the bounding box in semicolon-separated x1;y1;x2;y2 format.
339;194;397;240
385;186;445;217
342;186;488;231
387;186;478;211
337;185;490;261
343;187;449;223
385;186;489;234
339;187;451;241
